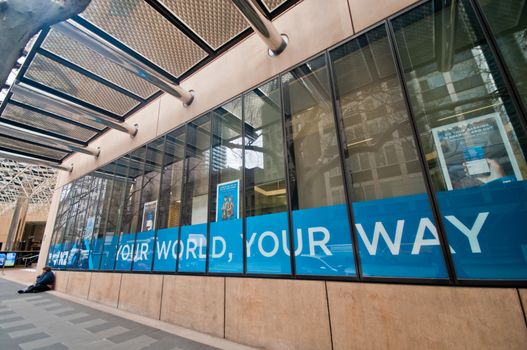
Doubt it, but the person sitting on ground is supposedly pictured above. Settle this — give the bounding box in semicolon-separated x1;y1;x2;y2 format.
18;266;55;294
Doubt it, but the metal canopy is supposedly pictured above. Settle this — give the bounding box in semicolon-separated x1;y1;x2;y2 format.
0;0;299;172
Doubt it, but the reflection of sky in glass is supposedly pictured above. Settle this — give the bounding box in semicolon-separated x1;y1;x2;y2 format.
244;132;264;169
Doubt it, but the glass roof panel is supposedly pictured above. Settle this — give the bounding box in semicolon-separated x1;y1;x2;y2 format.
159;0;249;49
41;29;160;99
25;54;140;116
80;0;208;77
1;104;97;142
0;135;69;161
10;92;105;130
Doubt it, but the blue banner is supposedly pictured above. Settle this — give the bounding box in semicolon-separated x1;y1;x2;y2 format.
46;244;55;267
353;194;448;278
56;243;69;268
178;224;207;272
437;180;527;279
88;238;103;270
115;233;136;271
246;211;291;275
100;234;118;270
153;227;179;272
208;218;243;273
293;204;356;276
132;231;155;271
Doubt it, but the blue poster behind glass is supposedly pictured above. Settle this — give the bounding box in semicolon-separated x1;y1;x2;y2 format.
115;233;136;271
100;235;118;270
293;204;356;276
208;218;243;273
88;238;103;270
437;181;527;279
353;193;448;278
178;224;207;272
0;253;6;267
153;227;179;272
216;180;239;222
246;211;291;275
132;231;154;271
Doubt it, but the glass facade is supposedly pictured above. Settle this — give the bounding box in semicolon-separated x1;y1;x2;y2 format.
47;0;527;283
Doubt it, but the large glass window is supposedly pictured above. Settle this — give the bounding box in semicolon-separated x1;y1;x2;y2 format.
208;99;244;273
282;55;355;276
59;179;83;269
115;149;145;271
132;139;164;271
154;128;186;272
68;177;92;269
477;0;527;110
72;176;101;270
100;159;129;270
244;79;291;275
330;26;448;278
392;0;527;279
48;183;72;268
87;172;112;270
178;116;211;272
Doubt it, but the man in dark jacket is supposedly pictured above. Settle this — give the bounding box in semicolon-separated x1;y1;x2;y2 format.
18;266;55;293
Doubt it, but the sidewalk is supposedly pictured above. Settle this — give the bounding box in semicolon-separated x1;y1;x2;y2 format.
0;269;255;350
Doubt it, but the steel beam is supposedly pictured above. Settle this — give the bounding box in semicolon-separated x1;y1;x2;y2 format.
0;122;100;157
231;0;288;56
53;20;194;106
11;82;138;136
0;150;72;172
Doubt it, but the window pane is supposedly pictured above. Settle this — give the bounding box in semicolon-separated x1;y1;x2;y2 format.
133;139;164;271
87;173;112;270
116;149;146;271
67;177;92;269
73;176;101;270
59;178;83;269
178;116;211;272
208;98;243;273
282;55;355;276
330;25;448;278
101;158;130;270
154;128;185;272
392;0;527;279
478;0;527;109
244;78;291;275
48;184;72;267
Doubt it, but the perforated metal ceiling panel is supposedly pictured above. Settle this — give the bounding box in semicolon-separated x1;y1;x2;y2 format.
0;135;69;161
10;92;105;130
159;0;249;49
80;0;208;77
41;29;160;99
25;54;140;116
1;104;97;142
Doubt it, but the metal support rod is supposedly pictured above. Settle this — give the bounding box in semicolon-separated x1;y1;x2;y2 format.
0;150;72;172
231;0;288;56
0;122;100;157
53;20;195;106
11;82;138;136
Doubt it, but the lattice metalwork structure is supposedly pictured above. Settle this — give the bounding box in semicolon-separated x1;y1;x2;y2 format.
0;158;57;215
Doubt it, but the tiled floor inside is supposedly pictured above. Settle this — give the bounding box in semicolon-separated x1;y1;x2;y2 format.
0;278;218;350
